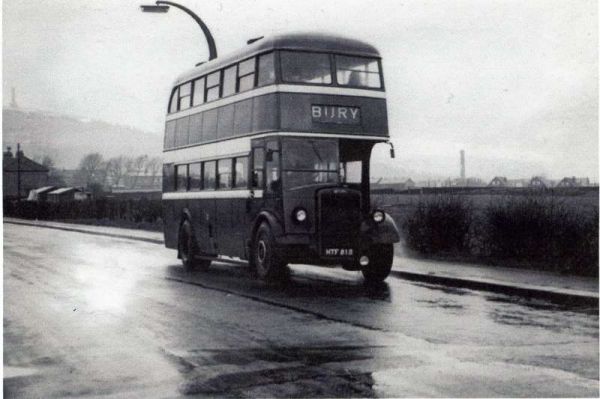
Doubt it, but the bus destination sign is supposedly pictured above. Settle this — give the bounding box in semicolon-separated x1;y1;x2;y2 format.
311;105;361;125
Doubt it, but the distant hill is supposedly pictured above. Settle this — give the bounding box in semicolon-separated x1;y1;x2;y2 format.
2;108;162;168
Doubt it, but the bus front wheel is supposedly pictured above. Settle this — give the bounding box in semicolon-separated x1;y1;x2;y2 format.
361;244;393;283
178;220;211;271
252;222;287;281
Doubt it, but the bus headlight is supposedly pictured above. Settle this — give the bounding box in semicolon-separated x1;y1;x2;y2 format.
293;208;308;223
372;210;385;223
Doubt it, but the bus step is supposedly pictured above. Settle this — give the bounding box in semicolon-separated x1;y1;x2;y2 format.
194;255;249;267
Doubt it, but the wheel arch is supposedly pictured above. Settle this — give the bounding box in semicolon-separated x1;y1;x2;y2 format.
177;208;194;257
245;211;284;259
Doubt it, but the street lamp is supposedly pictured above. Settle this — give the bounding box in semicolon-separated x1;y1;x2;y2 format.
140;1;218;61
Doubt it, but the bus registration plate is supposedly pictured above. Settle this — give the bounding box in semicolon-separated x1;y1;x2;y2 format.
324;248;354;257
311;105;361;125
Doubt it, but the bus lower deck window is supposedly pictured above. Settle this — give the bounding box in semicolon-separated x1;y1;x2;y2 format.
217;159;232;189
234;157;248;188
204;161;216;189
252;147;264;188
175;164;188;191
189;163;202;190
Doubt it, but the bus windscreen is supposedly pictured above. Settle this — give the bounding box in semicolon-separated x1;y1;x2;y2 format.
282;138;339;188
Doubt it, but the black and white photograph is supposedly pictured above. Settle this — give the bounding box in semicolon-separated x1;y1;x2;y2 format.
2;0;598;397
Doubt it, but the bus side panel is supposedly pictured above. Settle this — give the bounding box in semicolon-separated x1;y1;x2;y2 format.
189;198;217;255
214;197;248;259
163;199;179;249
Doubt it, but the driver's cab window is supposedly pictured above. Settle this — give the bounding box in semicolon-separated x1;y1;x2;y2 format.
265;140;280;194
340;161;362;184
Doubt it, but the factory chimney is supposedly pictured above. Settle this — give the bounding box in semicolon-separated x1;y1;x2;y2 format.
10;87;18;109
460;150;465;180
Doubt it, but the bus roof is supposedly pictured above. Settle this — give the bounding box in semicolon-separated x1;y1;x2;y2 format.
174;32;381;85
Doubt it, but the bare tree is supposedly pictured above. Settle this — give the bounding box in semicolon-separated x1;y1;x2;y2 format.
146;157;162;187
131;155;148;189
77;153;105;188
105;156;126;188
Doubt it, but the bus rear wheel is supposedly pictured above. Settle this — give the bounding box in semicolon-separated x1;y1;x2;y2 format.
178;220;211;271
252;222;287;282
361;244;393;283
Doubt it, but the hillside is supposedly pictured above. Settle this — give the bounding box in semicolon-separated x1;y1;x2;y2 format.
2;108;162;168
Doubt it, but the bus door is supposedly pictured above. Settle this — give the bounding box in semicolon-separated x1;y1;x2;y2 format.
250;138;281;214
264;139;281;204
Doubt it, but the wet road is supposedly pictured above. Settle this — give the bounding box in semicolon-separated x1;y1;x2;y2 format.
4;223;598;397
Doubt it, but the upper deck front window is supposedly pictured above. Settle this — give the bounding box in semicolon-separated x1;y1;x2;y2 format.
335;55;381;88
281;51;332;85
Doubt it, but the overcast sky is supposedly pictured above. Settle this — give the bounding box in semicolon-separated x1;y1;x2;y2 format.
3;0;598;180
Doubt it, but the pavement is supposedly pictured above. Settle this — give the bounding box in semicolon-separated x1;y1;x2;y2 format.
4;217;598;306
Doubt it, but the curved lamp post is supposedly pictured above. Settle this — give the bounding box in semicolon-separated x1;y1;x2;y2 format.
140;1;218;61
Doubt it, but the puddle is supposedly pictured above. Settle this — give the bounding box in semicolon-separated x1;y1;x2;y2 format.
3;366;39;379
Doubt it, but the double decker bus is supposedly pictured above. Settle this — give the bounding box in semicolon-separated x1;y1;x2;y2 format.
162;32;400;283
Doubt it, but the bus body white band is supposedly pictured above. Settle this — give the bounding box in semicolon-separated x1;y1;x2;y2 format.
162;132;388;164
163;190;263;200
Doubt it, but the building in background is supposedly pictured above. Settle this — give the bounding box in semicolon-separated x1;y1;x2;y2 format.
47;187;89;203
556;177;590;187
3;146;49;199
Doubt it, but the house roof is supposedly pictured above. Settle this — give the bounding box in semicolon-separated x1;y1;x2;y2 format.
3;155;49;173
31;186;56;194
48;187;81;195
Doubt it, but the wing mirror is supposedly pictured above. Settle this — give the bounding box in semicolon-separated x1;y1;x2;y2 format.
388;141;396;159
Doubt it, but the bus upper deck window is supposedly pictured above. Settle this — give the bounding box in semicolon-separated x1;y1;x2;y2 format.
238;58;256;92
192;77;205;106
178;82;192;110
281;51;332;85
223;65;237;97
169;88;179;113
206;71;221;102
335;55;381;89
257;52;275;87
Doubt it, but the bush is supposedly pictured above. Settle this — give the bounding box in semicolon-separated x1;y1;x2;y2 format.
485;195;598;276
403;193;598;277
404;195;473;255
4;198;163;230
